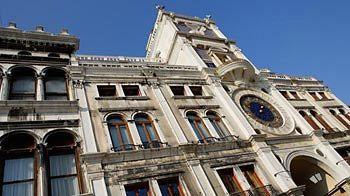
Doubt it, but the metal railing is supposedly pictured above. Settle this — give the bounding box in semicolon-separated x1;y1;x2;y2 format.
139;140;170;149
111;144;139;152
250;185;278;196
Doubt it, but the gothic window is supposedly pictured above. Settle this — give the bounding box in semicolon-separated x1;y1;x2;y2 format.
217;168;243;194
310;110;334;132
125;182;151;196
9;67;36;100
0;133;37;196
318;92;328;100
207;111;229;139
158;177;185;196
45;132;82;196
97;85;116;97
186;111;212;143
309;92;319;101
330;109;350;129
279;91;290;99
170;86;185;96
134;113;161;149
189;86;203;96
44;69;68;100
107;115;134;151
290;91;300;100
340;109;350;121
122;85;141;96
240;165;265;189
299;110;320;130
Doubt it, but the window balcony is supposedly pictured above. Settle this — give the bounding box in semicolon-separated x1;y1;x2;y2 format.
111;144;139;152
250;185;278;196
139;140;170;149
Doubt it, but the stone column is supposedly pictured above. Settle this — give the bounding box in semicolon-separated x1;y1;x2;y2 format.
92;178;109;196
150;178;162;196
38;144;46;196
202;117;220;139
0;74;9;100
188;161;216;196
151;85;188;144
36;75;44;101
127;120;143;149
67;77;75;101
75;80;98;153
251;139;301;194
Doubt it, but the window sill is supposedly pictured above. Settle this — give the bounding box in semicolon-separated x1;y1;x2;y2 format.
0;100;78;106
286;98;307;101
95;96;149;100
316;98;335;101
173;95;213;99
0;119;79;130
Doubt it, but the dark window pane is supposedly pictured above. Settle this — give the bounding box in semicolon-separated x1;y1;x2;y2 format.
125;182;149;196
170;86;185;96
97;85;116;96
176;22;191;32
206;62;216;68
240;165;264;189
280;91;289;99
217;168;242;194
122;85;140;96
46;77;66;93
108;125;120;149
189;86;202;96
12;76;35;93
158;177;182;196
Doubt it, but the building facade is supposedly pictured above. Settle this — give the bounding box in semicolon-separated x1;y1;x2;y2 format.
0;8;350;196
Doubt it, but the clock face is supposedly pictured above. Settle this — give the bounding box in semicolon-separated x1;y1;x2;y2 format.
240;95;283;128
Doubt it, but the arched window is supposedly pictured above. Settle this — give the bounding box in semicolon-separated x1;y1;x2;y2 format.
44;69;68;100
207;111;229;139
299;110;320;130
340;109;350;122
9;67;36;100
0;132;37;196
310;110;334;132
330;109;350;129
134;113;160;149
186;111;212;143
45;131;82;196
107;115;134;151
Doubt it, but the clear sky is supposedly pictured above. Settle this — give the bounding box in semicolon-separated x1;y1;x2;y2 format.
1;0;349;104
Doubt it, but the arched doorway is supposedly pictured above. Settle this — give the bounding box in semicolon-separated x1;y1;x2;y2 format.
290;156;337;196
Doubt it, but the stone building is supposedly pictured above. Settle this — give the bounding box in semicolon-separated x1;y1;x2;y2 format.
0;8;350;196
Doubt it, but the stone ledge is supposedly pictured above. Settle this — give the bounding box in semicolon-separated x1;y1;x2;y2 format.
177;104;220;110
98;106;156;112
0;100;78;108
173;95;213;100
0;119;79;130
265;134;312;145
323;131;347;140
95;96;149;101
81;140;252;165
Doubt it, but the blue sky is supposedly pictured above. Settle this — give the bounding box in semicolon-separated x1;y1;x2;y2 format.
1;0;349;103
